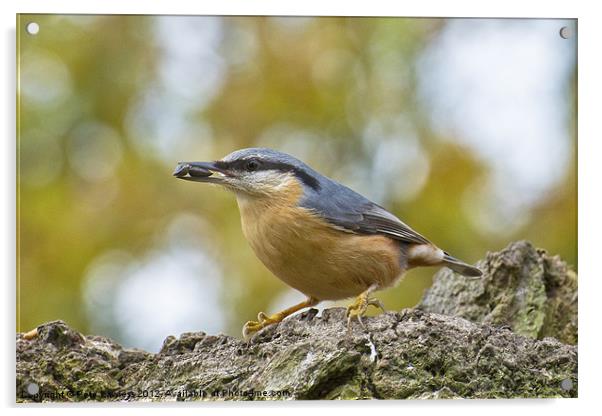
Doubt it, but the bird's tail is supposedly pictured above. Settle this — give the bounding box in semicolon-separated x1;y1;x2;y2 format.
442;253;482;277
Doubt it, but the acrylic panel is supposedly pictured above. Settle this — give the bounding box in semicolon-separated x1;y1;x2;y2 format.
17;15;577;402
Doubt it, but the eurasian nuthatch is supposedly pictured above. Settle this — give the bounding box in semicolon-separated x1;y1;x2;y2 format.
173;148;481;338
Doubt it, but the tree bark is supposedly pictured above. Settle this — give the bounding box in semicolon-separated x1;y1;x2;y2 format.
16;241;577;401
419;240;577;345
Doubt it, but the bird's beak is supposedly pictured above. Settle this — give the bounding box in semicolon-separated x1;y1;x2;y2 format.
172;161;228;184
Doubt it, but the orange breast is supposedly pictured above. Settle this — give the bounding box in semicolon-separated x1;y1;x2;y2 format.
236;188;404;300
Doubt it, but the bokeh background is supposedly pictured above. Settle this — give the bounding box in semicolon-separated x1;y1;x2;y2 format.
17;15;577;352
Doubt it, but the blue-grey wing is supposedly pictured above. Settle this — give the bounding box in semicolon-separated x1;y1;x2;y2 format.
299;179;431;246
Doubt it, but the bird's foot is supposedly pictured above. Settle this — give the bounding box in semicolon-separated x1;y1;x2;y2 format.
346;293;385;329
242;312;282;340
242;297;319;340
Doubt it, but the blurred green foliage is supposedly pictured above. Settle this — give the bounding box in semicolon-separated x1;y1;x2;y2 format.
17;15;576;343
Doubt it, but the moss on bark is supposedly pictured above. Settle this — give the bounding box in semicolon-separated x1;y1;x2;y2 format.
419;240;577;344
16;241;577;402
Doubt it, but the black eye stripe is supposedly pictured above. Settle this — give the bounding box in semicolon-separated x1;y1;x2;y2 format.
214;158;320;191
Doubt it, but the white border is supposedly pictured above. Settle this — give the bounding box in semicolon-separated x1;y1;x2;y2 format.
2;1;600;415
9;0;582;18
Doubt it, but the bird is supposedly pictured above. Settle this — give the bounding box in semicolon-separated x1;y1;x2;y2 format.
173;148;481;339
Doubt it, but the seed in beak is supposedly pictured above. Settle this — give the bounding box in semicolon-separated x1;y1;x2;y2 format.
173;163;213;178
173;163;190;177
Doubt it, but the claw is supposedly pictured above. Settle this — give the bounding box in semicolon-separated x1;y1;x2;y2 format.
346;308;366;332
346;292;385;330
242;319;264;340
367;298;385;313
257;312;269;323
241;297;320;340
242;311;280;340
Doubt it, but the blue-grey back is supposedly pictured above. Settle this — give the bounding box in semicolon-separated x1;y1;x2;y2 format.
222;147;431;245
296;159;431;246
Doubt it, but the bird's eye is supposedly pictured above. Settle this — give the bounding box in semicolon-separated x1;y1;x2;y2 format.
245;160;259;172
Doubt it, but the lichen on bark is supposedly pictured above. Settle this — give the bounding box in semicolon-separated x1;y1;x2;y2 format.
16;241;578;402
418;240;577;345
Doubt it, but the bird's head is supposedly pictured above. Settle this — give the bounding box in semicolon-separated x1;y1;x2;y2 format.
173;148;322;199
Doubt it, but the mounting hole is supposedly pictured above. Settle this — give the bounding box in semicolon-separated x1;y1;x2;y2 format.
27;382;40;395
26;22;40;35
559;26;571;39
560;378;573;391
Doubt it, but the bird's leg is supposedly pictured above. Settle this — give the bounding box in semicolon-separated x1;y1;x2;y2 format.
243;296;319;340
346;285;385;328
